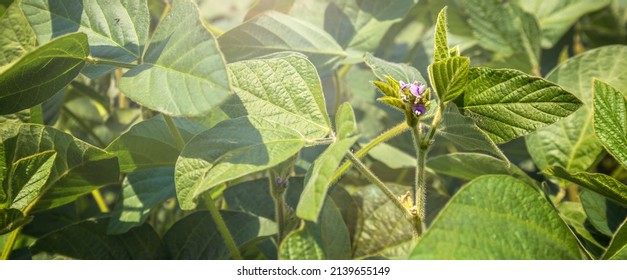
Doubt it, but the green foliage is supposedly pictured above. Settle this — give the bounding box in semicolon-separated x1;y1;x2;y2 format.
409;175;583;259
0;0;624;261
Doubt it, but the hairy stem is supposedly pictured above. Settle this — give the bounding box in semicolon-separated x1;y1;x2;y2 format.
346;152;421;238
92;189;110;213
411;124;426;230
269;172;287;243
331;122;409;184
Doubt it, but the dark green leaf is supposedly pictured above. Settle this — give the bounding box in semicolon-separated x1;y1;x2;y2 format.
31;219;165;259
0;208;32;235
0;33;88;114
580;190;627;237
107;167;176;234
164;210;276;259
603;220;627;259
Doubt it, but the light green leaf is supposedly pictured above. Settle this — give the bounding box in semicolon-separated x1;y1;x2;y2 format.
0;32;88;114
335;102;357;139
351;184;413;259
322;0;417;57
514;0;611;48
105;115;206;173
107;167;175;234
363;52;425;84
0;124;119;213
31;219;165;259
367;143;415;169
297;136;358;221
603;220;627;260
428;56;469;102
433;6;449;62
164;210;276;259
0;1;37;68
544;166;627;206
527;45;627;172
409;175;583;259
175;116;305;210
593;80;627;168
427;153;536;187
222;55;331;139
120;0;230;117
21;0;149;77
0;208;32;235
437;103;507;161
218;11;345;74
280;198;350;260
4;151;56;211
463;67;582;144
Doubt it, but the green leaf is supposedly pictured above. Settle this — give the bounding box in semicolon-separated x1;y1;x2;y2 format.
428;56;469;102
556;201;605;250
31;219;165;259
279;198;350;260
175;116;305;210
222;55;331;139
437;103;507;161
580;190;627;237
0;208;32;235
603;220;627;260
514;0;611;48
164;210;276;259
21;0;149;77
526;45;627;172
335;102;357;140
544;166;627;207
3;151;56;211
351;184;413;259
433;6;449;62
107;167;175;234
593;80;627;168
363;52;425;84
409;175;583;259
297;136;358;221
0;1;37;68
218;11;345;74
105;115;206;173
463;67;582;144
322;0;418;57
427;153;536;187
119;0;230;117
0;124;119;213
0;32;88;114
367;142;415;169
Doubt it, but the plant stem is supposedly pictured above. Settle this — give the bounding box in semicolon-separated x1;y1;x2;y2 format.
84;56;137;69
0;227;22;260
331;121;409;184
269;172;287;243
91;189;110;213
163;115;185;150
411;124;426;230
346;152;421;238
205;195;243;260
30;104;44;124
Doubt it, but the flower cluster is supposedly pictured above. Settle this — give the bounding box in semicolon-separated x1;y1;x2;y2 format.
399;80;429;117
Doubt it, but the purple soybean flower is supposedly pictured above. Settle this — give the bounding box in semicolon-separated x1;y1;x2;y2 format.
409;82;426;97
412;104;427;116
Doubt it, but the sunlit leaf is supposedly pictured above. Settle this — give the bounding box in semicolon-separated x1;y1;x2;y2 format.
0;33;88;114
544;166;627;207
0;1;37;68
120;0;231;117
409;175;583;259
593;80;627;168
175;116;305;210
